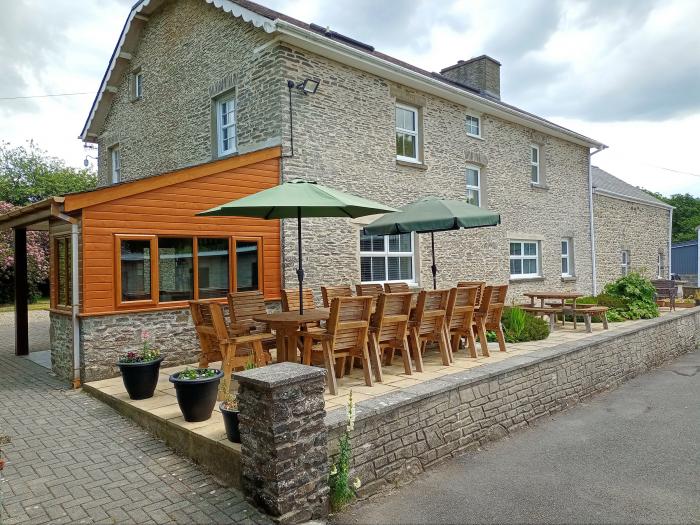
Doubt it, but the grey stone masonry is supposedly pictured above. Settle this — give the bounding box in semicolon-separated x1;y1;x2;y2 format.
49;312;73;382
326;309;700;499
235;363;329;524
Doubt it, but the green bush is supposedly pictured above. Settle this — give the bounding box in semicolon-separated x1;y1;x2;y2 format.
501;307;550;343
603;272;659;321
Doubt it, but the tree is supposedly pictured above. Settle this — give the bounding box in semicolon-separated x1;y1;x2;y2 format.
0;141;97;206
645;190;700;243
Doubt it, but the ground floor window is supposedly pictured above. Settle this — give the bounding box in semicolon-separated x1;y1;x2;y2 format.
55;237;72;308
510;240;539;278
360;232;414;283
561;238;573;277
116;234;262;306
621;250;631;276
657;251;664;278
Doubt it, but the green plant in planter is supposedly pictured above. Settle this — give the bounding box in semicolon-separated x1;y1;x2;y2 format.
118;330;160;363
244;359;257;370
178;368;217;380
220;390;238;411
329;391;361;512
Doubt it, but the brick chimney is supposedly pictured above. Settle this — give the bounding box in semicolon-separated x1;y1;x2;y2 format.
440;55;501;100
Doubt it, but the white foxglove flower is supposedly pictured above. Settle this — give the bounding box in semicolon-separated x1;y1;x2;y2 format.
353;477;361;489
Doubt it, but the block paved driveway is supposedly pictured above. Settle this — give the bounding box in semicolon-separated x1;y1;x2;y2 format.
336;350;700;524
0;311;270;524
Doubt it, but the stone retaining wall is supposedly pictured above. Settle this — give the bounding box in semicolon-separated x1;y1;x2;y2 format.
326;309;700;499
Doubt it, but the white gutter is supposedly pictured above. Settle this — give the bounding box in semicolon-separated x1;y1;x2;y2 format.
588;147;606;296
58;212;81;388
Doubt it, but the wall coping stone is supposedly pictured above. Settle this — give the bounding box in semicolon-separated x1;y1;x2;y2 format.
234;362;326;389
325;307;700;430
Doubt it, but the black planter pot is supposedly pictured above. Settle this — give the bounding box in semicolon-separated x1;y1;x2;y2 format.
117;356;164;400
220;404;241;443
169;370;223;422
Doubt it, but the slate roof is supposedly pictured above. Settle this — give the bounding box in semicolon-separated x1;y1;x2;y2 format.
592;166;671;208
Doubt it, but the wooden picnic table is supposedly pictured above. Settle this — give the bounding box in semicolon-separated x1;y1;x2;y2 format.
524;291;584;309
253;309;330;363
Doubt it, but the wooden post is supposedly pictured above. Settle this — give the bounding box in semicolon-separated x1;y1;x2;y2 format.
14;227;28;356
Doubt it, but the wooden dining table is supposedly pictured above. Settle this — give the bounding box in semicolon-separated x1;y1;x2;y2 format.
253;308;330;363
524;291;584;309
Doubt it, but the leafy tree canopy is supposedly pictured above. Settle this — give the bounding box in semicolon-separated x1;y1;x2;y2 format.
0;141;97;206
645;190;700;243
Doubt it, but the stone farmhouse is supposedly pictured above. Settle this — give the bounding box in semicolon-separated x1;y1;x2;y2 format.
0;0;670;384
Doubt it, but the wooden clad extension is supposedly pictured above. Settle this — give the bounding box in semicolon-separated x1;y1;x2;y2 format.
79;149;282;315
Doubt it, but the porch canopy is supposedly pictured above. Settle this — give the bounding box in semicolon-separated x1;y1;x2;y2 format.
363;196;501;289
0;197;67;356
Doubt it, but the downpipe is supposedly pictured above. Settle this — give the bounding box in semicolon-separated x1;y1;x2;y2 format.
588;146;607;296
58;213;81;388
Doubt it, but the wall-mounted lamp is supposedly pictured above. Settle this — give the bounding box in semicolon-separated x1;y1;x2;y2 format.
287;78;320;95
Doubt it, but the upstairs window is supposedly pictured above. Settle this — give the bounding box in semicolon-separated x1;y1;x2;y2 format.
360;232;414;283
134;71;143;99
466;114;481;138
217;95;237;156
110;146;121;184
621;250;631;276
530;145;540;183
466;165;481;207
510;240;539;278
395;104;419;162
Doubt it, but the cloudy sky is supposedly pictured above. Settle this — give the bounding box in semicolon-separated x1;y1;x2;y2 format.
1;0;699;196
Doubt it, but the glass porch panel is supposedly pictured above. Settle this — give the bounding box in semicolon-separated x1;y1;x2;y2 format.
198;238;229;299
236;240;259;292
120;239;151;302
158;238;193;302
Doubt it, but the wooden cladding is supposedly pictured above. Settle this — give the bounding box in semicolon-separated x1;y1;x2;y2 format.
81;156;281;314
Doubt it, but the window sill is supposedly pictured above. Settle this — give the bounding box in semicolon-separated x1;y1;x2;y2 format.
530;182;549;191
130;96;143;103
466;134;484;141
509;276;545;283
396;159;427;170
561;276;577;282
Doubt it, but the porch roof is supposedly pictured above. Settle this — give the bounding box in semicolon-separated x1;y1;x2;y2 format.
0;197;65;231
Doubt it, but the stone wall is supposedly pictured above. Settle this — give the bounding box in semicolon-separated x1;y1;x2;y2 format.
594;193;671;292
279;44;593;300
50;312;74;382
96;0;283;185
327;309;700;498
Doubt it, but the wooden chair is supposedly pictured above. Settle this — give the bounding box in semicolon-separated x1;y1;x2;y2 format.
384;282;410;293
458;281;486;308
355;283;384;298
189;301;273;397
651;279;677;311
321;285;353;308
446;286;479;358
299;296;377;395
227;291;274;360
281;288;317;312
369;292;414;375
473;284;508;355
409;289;453;370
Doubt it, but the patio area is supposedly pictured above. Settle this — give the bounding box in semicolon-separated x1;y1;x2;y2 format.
82;314;656;487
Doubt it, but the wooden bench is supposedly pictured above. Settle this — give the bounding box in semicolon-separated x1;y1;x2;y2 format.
519;305;562;331
562;305;609;332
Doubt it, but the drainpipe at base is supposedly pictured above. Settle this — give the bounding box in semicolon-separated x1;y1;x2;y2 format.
588;146;607;296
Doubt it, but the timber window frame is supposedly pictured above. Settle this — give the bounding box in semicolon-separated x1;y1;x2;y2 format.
510;240;540;279
53;236;72;310
466;164;482;207
395;103;420;163
216;94;237;157
114;234;264;308
465;114;481;138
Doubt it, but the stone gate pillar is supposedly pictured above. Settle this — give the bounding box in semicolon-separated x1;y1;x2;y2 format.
234;363;328;523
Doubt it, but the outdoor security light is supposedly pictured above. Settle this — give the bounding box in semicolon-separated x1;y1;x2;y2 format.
287;78;320;95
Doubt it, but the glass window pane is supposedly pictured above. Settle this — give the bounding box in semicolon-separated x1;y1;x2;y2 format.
403;134;416;158
396;132;404;157
236;240;259;292
466;189;480;207
531;147;538;162
121;239;151;302
524;242;537;256
466;168;479;187
57;238;68;306
561;240;568;255
388;257;413;281
524;258;537;274
510;259;522;275
158;238;193;302
360;233;372;252
510;242;521;256
388;234;411;252
562;258;569;274
531;165;539;182
198;238;229;299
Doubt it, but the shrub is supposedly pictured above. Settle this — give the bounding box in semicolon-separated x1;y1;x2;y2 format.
501;307;550;343
603;272;659;320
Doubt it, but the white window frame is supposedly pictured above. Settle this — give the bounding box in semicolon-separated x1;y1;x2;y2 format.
395;103;419;163
621;250;630;276
134;71;143;99
360;233;416;284
110;146;121;184
465;114;481;138
530;144;540;184
657;252;664;278
510;240;540;279
466;164;481;207
217;95;237;157
561;238;572;277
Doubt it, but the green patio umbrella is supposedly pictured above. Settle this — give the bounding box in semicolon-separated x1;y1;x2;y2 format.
363;196;501;289
198;180;398;313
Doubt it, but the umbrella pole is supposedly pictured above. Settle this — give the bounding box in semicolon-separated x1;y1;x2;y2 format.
296;207;304;314
431;232;437;290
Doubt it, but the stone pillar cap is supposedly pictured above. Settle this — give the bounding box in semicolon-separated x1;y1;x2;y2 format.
234;362;325;390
